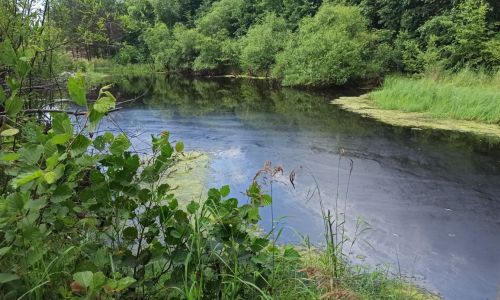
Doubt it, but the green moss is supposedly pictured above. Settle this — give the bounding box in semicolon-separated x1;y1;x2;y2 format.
159;151;209;203
331;95;500;141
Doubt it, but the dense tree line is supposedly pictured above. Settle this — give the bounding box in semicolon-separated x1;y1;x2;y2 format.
4;0;499;86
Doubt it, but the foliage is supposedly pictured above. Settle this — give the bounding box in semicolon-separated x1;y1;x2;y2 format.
0;64;302;299
142;23;201;71
239;13;289;74
273;4;384;86
371;70;500;123
418;0;499;70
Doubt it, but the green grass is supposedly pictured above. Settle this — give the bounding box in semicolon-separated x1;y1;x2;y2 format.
371;70;500;124
295;248;438;300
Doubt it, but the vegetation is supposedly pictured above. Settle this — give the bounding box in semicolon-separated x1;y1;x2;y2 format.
0;0;498;298
371;70;500;124
20;0;496;85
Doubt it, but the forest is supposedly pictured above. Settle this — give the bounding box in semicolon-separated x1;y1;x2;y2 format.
48;0;500;83
0;0;499;299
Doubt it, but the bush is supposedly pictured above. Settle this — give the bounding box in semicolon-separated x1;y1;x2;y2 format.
239;13;289;74
0;74;301;299
273;4;384;86
142;23;200;71
418;0;498;70
115;45;144;65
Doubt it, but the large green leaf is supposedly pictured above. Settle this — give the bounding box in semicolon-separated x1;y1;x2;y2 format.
73;271;93;288
0;152;19;162
12;170;43;188
43;171;57;184
52;184;73;203
49;133;72;145
51;113;73;134
71;134;91;156
15;58;31;79
67;75;87;107
0;128;19;137
0;40;17;67
110;134;131;155
18;145;44;164
93;96;116;113
5;96;23;118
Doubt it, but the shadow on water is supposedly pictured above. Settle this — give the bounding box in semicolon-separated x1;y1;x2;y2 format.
104;74;500;300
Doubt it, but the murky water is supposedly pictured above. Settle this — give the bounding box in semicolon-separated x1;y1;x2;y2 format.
103;75;500;300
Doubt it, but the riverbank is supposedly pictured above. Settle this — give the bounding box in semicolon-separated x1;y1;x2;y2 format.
332;94;500;141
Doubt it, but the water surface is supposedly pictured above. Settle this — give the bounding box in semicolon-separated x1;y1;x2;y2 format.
104;76;500;300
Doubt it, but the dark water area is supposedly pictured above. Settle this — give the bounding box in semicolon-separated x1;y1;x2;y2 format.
103;75;500;300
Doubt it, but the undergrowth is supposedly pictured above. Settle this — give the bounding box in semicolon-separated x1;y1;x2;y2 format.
0;39;437;299
371;69;500;124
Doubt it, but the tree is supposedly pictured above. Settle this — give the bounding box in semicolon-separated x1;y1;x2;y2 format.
239;13;289;74
419;0;497;70
273;4;383;86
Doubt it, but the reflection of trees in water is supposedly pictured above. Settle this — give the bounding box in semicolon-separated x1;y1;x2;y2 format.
119;75;373;136
112;75;500;168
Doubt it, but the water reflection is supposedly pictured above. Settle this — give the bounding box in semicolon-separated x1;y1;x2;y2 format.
105;75;500;300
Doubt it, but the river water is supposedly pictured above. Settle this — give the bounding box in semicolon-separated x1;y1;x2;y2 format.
103;75;500;300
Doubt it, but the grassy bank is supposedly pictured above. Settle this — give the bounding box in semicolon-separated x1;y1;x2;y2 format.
371;70;500;124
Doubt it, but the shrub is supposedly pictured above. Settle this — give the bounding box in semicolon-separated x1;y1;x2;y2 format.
239;13;289;74
273;4;384;86
0;72;299;298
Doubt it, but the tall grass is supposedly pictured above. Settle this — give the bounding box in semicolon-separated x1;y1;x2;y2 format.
371;69;500;124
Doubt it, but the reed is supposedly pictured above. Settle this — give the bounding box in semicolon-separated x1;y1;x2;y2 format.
371;69;500;124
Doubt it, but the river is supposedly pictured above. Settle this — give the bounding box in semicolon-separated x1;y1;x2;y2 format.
101;75;500;300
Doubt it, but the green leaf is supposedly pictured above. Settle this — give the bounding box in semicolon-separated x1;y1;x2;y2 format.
0;40;17;66
18;145;43;164
52;184;73;203
0;273;19;284
93;96;116;113
73;271;93;288
49;133;71;145
43;171;57;184
24;199;47;211
220;185;230;197
122;227;138;241
88;109;104;129
187;201;200;214
0;128;19;137
251;238;269;252
5;96;23;118
12;170;43;188
67;75;87;107
93;136;106;150
283;246;301;260
109;134;131;155
261;194;272;206
51;113;73;134
71;134;91;156
175;141;184;152
15;59;31;79
91;272;106;290
115;277;136;291
0;153;19;162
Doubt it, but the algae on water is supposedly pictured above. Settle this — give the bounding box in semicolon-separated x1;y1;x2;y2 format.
331;95;500;142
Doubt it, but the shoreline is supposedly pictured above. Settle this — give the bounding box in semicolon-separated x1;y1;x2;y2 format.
331;94;500;142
